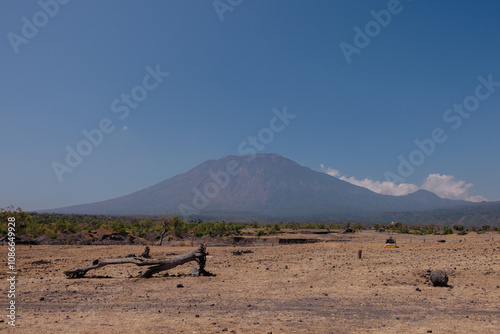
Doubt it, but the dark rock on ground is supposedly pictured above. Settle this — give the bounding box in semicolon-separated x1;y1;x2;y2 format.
430;270;448;286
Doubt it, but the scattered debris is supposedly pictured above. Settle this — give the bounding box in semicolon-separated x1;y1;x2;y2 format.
420;270;432;279
192;267;216;277
231;250;253;256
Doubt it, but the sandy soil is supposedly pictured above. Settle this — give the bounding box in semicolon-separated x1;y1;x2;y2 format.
1;231;499;333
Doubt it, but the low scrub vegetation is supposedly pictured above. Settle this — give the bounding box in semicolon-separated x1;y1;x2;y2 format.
1;207;498;241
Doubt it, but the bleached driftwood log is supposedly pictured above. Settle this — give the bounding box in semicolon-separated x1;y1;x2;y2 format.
63;244;209;278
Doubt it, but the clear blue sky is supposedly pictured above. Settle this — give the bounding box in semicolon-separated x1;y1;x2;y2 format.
1;0;499;211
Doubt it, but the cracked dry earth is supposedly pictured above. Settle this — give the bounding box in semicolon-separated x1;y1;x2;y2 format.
1;231;499;333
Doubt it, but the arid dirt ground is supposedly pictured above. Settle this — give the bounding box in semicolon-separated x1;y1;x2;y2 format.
1;231;499;333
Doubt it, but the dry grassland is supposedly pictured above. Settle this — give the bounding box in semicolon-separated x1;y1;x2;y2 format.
1;231;499;333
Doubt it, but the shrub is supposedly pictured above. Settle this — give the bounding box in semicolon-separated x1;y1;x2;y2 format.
256;230;266;237
443;226;453;235
397;224;409;234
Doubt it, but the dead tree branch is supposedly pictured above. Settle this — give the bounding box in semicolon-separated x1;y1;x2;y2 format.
63;244;210;279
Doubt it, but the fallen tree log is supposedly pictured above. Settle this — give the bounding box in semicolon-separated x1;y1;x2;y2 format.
63;244;210;278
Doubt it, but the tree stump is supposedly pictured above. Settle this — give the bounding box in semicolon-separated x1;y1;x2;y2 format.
140;246;151;258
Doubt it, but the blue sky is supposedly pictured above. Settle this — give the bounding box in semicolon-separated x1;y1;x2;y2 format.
1;0;499;211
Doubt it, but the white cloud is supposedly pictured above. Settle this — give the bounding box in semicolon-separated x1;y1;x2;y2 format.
122;125;128;131
421;174;487;202
320;165;486;202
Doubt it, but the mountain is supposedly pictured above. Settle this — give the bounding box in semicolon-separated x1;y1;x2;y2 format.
368;201;500;225
45;154;473;220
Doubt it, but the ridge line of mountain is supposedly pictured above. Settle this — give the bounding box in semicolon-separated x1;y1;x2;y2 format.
43;153;482;221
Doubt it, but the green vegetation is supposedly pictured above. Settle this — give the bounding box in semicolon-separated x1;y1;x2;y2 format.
256;230;267;237
1;206;498;243
0;208;342;241
443;226;453;235
0;206;33;235
370;221;499;235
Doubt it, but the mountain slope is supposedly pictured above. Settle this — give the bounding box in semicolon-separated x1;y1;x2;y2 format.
45;154;472;219
369;201;500;225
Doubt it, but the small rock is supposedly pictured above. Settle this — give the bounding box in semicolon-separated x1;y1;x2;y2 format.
176;284;184;288
40;297;45;301
416;288;421;292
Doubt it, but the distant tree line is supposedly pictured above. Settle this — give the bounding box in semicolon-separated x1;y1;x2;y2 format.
0;207;499;240
371;221;498;235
